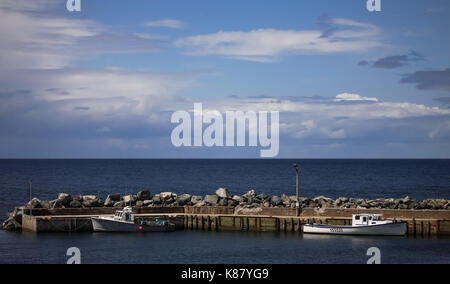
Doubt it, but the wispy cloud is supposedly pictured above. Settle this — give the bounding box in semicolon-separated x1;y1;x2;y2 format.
358;51;426;69
175;18;383;62
0;0;167;70
400;68;450;92
145;19;185;29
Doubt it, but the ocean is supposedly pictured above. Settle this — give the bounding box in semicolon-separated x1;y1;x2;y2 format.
0;159;449;264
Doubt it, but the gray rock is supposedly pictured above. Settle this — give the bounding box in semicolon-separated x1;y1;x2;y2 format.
194;201;207;207
104;194;121;207
40;200;53;209
243;190;256;199
204;195;219;205
191;196;203;205
257;194;268;201
397;203;408;210
82;198;103;207
143;200;153;206
281;194;291;206
136;201;144;207
314;196;333;203
232;195;244;202
270;196;282;206
176;194;192;206
165;197;175;205
216;188;231;199
57;193;72;207
218;198;228;206
113;201;125;208
152;195;162;205
160;192;176;201
122;195;137;204
137;190;151;201
8;208;22;225
82;195;97;201
26;198;42;209
69;200;82;208
2;217;20;231
73;195;83;202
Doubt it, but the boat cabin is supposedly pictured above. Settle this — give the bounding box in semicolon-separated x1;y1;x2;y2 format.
113;206;135;223
352;214;392;226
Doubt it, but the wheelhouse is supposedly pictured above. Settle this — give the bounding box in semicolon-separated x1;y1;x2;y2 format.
352;214;389;226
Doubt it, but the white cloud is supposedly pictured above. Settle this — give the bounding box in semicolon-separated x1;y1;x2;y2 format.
145;19;185;29
0;0;166;70
334;93;379;102
175;18;383;62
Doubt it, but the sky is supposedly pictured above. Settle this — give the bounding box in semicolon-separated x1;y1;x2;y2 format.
0;0;450;158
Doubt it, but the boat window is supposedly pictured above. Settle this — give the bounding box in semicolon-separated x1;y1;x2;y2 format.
363;217;367;222
369;216;373;220
355;216;360;220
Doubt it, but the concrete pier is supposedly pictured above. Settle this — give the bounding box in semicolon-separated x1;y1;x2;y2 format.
19;206;450;236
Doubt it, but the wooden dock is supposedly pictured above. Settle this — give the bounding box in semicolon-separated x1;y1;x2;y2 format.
19;206;450;236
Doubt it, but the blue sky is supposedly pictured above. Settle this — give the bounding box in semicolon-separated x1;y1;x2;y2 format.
0;0;450;158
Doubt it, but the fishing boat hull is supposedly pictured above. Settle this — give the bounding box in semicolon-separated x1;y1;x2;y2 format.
303;222;407;236
92;217;175;232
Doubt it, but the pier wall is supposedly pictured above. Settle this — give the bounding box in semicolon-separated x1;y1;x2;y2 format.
20;206;450;236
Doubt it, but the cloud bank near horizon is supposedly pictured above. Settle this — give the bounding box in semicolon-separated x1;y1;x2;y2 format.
0;0;450;158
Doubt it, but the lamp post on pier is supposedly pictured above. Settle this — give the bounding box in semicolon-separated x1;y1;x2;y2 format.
29;179;33;216
293;163;299;216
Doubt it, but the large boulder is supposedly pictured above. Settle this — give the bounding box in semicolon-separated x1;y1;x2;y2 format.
41;200;54;209
2;217;20;231
243;190;256;199
122;195;137;205
176;194;192;206
281;194;291;206
218;198;228;206
82;197;103;207
160;192;176;201
257;194;268;201
9;208;22;225
194;201;207;207
232;195;244;203
82;195;97;201
104;194;121;207
113;201;126;208
56;193;72;207
137;190;151;201
152;195;162;205
215;188;231;199
26;198;42;209
204;195;219;205
69;200;82;208
191;196;203;205
270;196;282;206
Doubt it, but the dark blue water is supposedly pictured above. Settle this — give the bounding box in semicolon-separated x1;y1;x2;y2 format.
1;230;449;264
0;159;449;264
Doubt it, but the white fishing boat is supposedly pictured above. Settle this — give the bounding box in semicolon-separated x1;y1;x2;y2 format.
92;206;175;232
303;214;407;236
